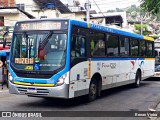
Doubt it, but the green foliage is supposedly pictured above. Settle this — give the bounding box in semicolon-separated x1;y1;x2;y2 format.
156;13;160;21
126;5;141;13
150;35;159;39
140;0;160;15
107;8;124;13
134;24;150;36
134;24;147;31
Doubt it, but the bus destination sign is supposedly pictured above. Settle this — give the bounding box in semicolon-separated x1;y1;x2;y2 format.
15;21;68;31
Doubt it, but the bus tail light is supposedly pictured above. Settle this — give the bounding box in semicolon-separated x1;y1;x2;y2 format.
56;74;67;86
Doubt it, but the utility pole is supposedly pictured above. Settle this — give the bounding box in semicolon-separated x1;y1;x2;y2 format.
140;12;144;35
8;0;10;7
85;0;91;23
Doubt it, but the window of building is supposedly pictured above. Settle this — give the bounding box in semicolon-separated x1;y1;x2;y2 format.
0;16;4;26
16;4;25;11
107;34;119;56
131;39;139;56
120;37;129;56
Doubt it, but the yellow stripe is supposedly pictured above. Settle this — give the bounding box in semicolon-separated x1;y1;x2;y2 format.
144;36;154;41
145;58;155;60
87;23;90;28
14;82;54;87
88;59;91;79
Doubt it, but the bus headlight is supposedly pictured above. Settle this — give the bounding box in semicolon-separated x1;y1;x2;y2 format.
56;74;67;86
8;72;13;82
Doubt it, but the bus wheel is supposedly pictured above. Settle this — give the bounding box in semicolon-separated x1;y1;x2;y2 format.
88;79;97;102
134;71;141;87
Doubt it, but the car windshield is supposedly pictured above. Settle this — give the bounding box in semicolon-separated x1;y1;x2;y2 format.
10;31;67;71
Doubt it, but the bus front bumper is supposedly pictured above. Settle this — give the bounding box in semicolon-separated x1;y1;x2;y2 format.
9;81;69;99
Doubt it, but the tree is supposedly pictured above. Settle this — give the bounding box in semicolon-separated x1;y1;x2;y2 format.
134;24;150;36
140;0;160;15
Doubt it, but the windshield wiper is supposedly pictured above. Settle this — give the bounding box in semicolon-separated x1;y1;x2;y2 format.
38;31;53;50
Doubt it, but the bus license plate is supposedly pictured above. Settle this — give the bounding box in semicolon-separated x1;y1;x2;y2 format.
27;88;37;93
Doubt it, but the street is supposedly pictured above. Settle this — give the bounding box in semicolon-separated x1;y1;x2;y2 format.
0;78;160;120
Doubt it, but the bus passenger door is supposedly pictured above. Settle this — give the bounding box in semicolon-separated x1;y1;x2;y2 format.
70;35;87;97
70;57;88;97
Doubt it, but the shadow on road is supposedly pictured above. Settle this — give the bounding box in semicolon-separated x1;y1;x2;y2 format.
17;82;151;109
144;77;160;81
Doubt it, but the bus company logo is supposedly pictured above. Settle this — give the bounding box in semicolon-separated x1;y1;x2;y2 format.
2;112;11;117
139;61;144;68
102;63;110;68
110;63;116;69
97;62;101;70
131;61;135;69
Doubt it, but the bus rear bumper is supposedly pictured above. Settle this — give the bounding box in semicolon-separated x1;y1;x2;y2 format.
9;81;69;99
153;72;160;77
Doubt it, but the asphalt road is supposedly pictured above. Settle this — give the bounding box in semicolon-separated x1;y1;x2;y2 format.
0;78;160;120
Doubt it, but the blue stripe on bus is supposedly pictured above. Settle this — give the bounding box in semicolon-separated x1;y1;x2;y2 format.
91;58;145;61
70;19;88;28
70;20;144;39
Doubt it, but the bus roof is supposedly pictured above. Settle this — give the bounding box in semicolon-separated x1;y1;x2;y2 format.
15;18;70;23
70;19;154;41
15;18;154;41
144;36;154;41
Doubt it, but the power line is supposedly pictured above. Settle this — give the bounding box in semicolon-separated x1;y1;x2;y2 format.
80;0;139;10
92;0;105;17
80;0;139;5
91;0;111;25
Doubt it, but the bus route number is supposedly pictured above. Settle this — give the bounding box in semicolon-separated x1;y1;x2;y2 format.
21;24;29;30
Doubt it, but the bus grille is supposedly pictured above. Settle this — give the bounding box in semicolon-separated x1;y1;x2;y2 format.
15;72;52;79
17;87;49;95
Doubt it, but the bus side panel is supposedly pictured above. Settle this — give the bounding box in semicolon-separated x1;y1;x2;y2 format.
69;61;89;98
90;59;120;89
142;59;155;79
119;60;135;85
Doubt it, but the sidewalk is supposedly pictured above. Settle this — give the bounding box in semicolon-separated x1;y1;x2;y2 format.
149;100;160;120
0;84;8;92
154;103;160;120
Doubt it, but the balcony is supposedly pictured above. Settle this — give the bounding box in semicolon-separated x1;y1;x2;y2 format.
33;0;71;13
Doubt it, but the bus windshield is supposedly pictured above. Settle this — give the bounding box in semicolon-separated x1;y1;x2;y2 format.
10;31;67;71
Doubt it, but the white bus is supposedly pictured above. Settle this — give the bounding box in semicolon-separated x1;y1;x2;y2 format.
8;19;155;101
154;39;160;77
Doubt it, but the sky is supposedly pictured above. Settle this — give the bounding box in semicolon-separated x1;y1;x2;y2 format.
79;0;140;12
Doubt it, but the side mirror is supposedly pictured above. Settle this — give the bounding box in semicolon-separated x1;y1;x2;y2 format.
3;31;8;48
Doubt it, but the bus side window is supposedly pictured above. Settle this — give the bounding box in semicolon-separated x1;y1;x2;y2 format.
90;32;105;57
107;34;119;56
81;37;85;57
71;36;77;57
71;36;86;58
91;40;105;56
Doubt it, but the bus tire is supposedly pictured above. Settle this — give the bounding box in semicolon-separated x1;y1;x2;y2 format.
88;78;97;102
134;71;141;88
